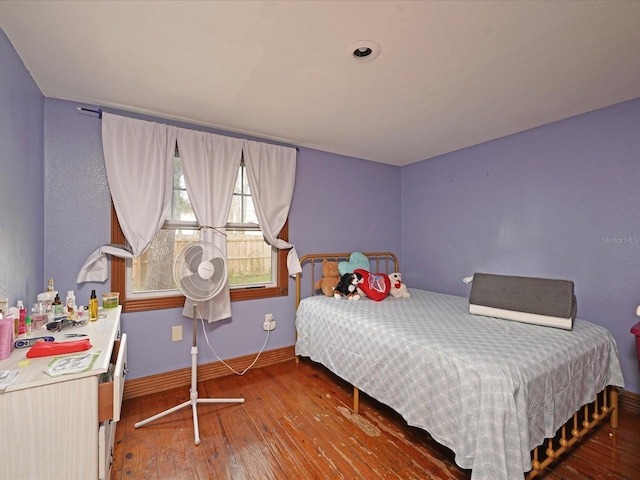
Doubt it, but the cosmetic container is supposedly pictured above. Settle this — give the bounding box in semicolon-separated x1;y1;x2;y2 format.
66;291;75;316
17;300;26;335
89;290;98;322
0;314;14;359
102;292;119;309
52;294;63;315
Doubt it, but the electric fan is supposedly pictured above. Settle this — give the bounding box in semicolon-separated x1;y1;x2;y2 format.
134;241;244;445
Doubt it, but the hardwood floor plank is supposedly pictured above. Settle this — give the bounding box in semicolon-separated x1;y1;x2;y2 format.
139;392;182;479
112;359;640;480
228;373;330;479
252;368;385;479
111;394;140;479
299;360;466;479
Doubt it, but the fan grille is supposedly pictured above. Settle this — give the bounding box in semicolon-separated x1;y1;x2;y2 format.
173;241;227;301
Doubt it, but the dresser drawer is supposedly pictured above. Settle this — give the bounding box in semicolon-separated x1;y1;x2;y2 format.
98;420;117;480
98;333;127;423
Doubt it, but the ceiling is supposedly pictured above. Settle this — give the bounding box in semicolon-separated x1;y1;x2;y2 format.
1;1;639;166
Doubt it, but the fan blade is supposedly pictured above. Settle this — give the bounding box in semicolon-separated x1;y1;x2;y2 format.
180;273;212;300
184;245;203;274
210;257;227;285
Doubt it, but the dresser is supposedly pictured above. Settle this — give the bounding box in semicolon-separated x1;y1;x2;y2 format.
0;306;126;480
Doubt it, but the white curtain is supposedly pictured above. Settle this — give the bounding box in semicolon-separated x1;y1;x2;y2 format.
77;113;177;282
242;140;301;276
77;113;299;323
177;128;243;322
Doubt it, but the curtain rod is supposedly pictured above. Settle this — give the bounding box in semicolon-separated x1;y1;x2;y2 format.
77;106;103;118
75;106;299;151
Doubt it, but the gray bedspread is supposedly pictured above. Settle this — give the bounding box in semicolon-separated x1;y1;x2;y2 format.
295;289;624;480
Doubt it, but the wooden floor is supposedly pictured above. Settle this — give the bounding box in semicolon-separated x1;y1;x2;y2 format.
111;358;640;480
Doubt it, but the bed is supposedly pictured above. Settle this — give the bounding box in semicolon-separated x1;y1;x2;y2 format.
294;252;625;480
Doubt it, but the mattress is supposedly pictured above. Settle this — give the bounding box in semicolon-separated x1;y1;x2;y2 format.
295;289;624;480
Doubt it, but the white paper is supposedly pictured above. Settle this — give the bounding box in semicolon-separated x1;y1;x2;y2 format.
0;370;19;391
46;351;101;377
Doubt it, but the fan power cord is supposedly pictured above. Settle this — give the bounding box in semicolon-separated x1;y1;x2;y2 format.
199;314;270;376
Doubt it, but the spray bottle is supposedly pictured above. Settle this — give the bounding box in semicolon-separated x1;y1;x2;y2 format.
89;290;98;322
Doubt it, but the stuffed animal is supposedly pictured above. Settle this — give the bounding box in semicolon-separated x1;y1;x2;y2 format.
388;272;411;298
355;269;391;301
334;272;362;300
314;259;340;297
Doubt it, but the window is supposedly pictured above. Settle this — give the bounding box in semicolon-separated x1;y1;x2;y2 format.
111;146;289;312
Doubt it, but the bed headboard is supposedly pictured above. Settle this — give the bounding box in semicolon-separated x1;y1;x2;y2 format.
295;251;399;307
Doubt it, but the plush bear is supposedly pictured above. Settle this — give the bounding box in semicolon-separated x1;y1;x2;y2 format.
388;272;411;298
314;259;340;297
333;272;362;300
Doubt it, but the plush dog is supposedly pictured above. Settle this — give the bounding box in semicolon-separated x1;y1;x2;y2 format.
333;272;362;300
388;272;410;298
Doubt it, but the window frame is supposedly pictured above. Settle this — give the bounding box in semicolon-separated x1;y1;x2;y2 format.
110;201;289;313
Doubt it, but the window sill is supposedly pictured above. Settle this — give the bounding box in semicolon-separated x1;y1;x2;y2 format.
120;286;288;313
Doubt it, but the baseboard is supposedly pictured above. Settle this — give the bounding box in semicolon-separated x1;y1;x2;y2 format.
123;345;295;400
622;389;640;401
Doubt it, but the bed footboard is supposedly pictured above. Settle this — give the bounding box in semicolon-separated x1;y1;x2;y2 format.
526;386;619;479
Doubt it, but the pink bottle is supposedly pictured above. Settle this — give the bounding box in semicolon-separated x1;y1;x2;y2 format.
17;300;26;335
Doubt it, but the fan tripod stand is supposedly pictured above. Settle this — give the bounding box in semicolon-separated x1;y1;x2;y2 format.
134;306;244;445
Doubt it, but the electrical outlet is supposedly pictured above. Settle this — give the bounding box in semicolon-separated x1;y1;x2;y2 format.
171;325;183;342
263;314;276;331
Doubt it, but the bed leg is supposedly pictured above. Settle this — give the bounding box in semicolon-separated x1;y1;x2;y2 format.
610;387;619;429
353;387;360;414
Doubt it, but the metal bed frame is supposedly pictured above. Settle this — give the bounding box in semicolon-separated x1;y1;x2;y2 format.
294;251;619;479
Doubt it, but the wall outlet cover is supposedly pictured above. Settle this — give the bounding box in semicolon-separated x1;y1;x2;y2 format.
172;325;183;342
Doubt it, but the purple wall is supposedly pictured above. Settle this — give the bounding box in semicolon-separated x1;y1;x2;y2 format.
42;99;401;380
290;148;401;255
0;27;44;308
401;98;640;394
